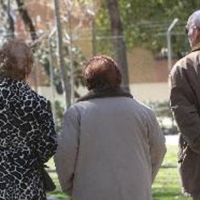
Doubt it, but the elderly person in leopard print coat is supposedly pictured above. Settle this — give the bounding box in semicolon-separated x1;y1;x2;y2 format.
0;39;57;200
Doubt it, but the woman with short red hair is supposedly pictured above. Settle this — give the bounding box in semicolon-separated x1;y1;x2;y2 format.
55;55;166;200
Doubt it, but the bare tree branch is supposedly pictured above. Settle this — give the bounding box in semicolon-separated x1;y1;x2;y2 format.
0;0;15;38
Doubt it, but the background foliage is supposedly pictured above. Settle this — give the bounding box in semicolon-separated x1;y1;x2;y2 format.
96;0;200;55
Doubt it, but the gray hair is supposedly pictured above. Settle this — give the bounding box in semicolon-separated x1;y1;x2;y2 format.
187;10;200;28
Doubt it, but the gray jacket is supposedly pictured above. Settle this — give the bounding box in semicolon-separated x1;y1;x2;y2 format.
55;94;166;200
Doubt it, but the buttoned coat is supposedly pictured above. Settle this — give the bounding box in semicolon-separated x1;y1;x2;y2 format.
169;45;200;196
55;94;166;200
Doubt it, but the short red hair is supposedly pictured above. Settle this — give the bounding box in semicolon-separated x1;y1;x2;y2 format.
83;55;122;90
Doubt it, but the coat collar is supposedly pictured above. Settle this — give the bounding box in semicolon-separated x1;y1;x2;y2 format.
77;87;133;102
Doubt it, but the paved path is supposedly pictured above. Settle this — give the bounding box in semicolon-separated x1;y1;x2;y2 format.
165;135;178;145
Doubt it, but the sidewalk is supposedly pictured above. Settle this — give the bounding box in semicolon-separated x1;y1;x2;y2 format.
165;135;178;146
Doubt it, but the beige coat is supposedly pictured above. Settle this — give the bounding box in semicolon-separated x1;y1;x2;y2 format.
169;45;200;196
55;96;166;200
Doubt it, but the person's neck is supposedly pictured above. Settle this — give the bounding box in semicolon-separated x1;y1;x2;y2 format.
191;42;200;52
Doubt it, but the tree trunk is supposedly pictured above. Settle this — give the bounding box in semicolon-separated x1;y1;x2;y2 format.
15;0;37;41
15;0;38;91
107;0;130;91
53;0;71;107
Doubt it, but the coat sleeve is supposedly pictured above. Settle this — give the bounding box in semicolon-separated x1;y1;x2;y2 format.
146;109;166;183
54;105;80;196
169;62;200;154
36;100;57;163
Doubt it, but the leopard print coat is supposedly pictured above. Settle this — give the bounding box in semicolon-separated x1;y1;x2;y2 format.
0;76;57;200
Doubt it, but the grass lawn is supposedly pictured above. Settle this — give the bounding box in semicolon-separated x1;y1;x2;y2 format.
152;145;192;200
47;144;193;200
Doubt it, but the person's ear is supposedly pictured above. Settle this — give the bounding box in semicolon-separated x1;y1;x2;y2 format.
196;28;200;40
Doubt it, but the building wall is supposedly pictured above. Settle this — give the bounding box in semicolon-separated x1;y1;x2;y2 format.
130;82;169;102
37;82;170;110
127;47;178;84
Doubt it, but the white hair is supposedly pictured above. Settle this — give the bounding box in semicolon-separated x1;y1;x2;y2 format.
188;10;200;28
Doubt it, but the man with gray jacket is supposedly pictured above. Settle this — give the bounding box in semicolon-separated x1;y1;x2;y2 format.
169;10;200;200
55;55;166;200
